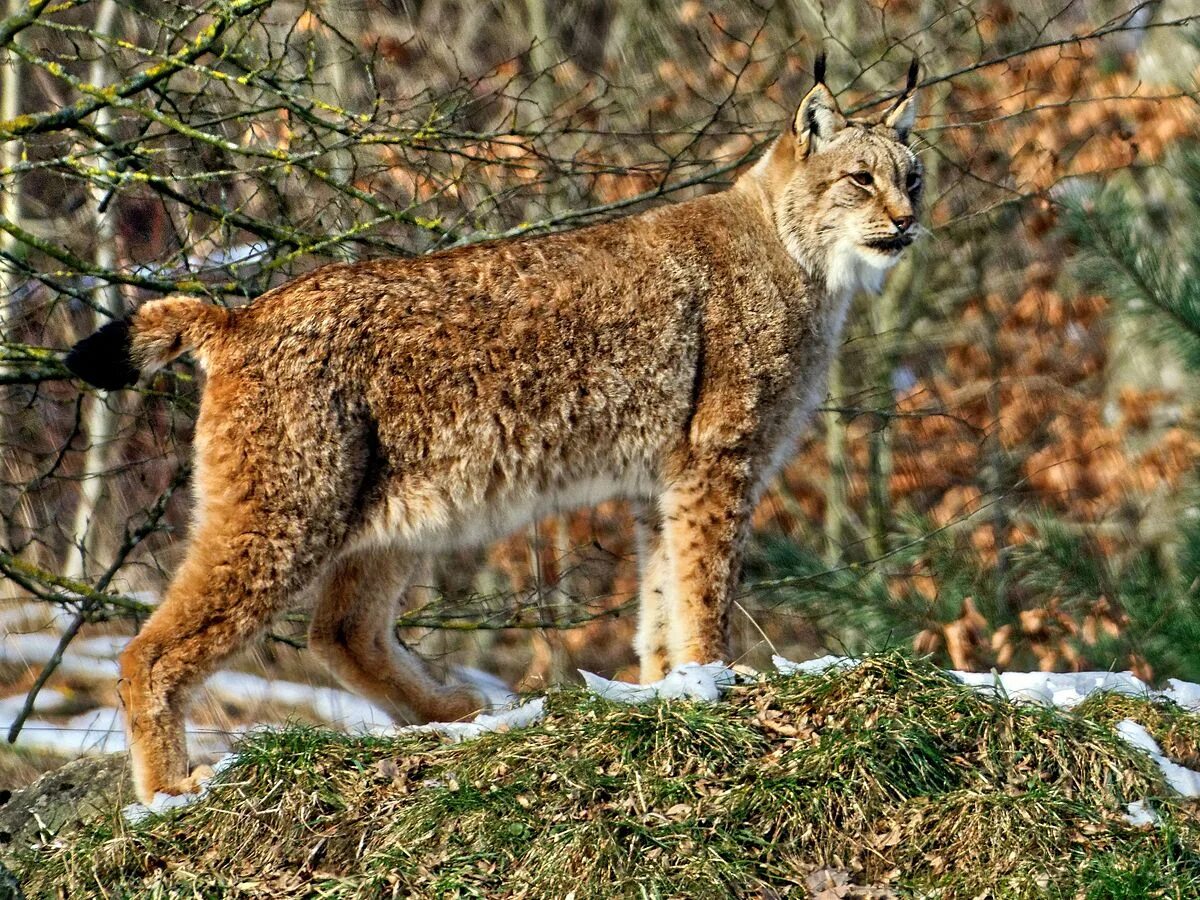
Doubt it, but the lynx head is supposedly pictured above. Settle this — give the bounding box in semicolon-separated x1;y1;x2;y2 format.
750;55;923;296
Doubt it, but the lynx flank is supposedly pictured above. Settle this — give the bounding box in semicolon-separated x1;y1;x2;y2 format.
67;57;923;803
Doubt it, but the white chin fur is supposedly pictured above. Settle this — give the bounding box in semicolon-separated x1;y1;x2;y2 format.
826;242;901;297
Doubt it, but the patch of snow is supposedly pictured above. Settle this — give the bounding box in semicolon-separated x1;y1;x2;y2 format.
1123;800;1159;827
202;670;393;732
1160;678;1200;711
1116;719;1200;798
122;790;201;825
773;655;1200;804
772;654;857;676
10;707;127;755
1115;719;1161;755
580;662;735;704
942;664;1200;714
71;634;134;659
121;750;243;825
770;655;1190;712
0;632;120;682
0;602;70;633
0;688;70;721
395;662;734;744
392;697;546;743
0;632;72;662
952;669;1151;708
211;751;239;776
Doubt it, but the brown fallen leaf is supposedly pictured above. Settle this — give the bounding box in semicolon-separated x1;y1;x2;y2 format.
806;868;898;899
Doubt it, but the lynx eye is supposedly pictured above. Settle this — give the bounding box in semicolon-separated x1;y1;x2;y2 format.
849;171;874;187
906;171;923;192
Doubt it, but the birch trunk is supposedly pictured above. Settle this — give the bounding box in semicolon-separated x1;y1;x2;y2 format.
0;0;23;562
0;0;20;338
64;0;125;582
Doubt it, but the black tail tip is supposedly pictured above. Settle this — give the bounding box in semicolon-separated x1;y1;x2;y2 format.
65;319;140;391
813;51;827;86
905;56;919;94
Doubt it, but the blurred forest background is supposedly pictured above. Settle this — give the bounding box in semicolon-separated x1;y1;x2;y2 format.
2;0;1200;783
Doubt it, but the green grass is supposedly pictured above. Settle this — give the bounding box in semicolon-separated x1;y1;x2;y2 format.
14;652;1200;898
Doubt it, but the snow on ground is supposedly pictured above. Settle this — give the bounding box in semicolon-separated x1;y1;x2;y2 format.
772;654;857;677
580;661;736;703
120;664;739;823
772;652;1200;716
1124;799;1160;827
0;687;70;721
203;670;394;731
14;707;128;755
122;790;205;825
390;697;548;743
952;668;1154;707
775;654;1200;822
70;634;135;659
0;631;120;683
0;601;72;633
1116;719;1200;797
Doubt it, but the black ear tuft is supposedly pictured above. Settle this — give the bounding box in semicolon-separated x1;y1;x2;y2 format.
65;318;140;390
813;52;827;86
905;56;919;95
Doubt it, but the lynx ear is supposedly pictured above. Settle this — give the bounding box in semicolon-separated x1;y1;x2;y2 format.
883;57;919;141
792;55;845;155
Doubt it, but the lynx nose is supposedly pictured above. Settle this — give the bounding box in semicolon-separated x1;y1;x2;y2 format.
892;214;916;234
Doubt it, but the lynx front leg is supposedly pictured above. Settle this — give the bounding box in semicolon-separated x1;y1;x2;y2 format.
633;504;672;683
661;454;753;667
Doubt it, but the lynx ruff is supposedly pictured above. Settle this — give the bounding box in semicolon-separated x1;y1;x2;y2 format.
66;56;924;802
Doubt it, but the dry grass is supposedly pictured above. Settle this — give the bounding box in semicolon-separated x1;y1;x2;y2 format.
14;653;1200;898
0;744;70;796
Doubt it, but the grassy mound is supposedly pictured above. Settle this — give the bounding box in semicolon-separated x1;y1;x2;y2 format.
14;653;1200;898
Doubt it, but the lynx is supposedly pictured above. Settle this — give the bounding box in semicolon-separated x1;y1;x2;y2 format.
66;56;923;802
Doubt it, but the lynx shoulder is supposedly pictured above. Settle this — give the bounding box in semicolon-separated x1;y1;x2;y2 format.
66;56;924;803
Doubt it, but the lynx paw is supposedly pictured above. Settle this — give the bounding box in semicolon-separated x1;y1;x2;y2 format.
123;766;216;824
179;764;215;793
441;685;488;722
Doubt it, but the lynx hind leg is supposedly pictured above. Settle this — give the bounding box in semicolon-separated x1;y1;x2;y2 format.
308;547;485;725
119;519;332;804
634;505;672;683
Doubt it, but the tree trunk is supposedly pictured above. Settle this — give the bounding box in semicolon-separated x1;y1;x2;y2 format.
0;0;23;561
64;0;125;582
824;354;849;564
